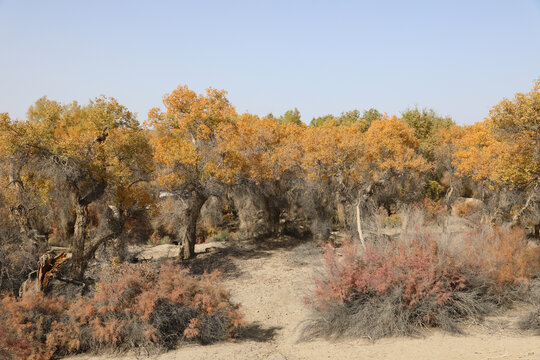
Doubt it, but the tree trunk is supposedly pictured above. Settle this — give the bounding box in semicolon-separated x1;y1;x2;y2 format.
336;199;349;229
303;200;331;242
71;202;89;280
8;158;46;248
355;202;366;249
232;189;279;239
511;186;538;228
178;193;207;260
71;204;122;280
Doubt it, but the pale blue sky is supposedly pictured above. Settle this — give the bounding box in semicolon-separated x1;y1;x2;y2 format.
1;0;539;125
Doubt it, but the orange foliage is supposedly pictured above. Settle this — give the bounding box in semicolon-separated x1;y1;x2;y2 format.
454;78;540;189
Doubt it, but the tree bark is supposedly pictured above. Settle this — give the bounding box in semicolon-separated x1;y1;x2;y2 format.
336;198;349;229
232;189;279;239
511;185;538;228
71;204;122;279
71;201;89;280
178;192;207;260
355;202;366;249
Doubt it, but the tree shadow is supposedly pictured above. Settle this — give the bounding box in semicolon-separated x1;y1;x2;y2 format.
237;322;282;342
183;235;317;278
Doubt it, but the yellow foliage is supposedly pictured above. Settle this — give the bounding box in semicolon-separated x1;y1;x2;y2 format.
453;78;540;189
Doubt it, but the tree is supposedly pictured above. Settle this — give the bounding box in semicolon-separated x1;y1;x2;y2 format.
277;108;302;125
361;108;383;126
215;113;304;238
401;107;454;160
301;117;429;245
309;108;381;130
0;97;153;279
453;78;540;234
310;114;335;127
146;86;236;259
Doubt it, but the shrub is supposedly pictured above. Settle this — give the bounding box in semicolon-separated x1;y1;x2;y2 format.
0;262;243;359
0;239;37;296
0;324;30;360
301;235;503;340
0;293;70;360
422;199;447;224
462;227;540;288
374;207;402;229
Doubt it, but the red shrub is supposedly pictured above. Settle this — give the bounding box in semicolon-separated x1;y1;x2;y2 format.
304;226;539;340
311;236;467;319
0;262;243;359
0;293;70;360
0;324;31;360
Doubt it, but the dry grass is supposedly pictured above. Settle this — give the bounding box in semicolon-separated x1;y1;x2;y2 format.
518;308;540;335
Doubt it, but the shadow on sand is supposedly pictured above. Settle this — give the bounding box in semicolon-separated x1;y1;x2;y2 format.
237;322;282;342
180;235;315;279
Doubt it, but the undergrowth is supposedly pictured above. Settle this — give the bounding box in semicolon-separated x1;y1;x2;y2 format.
301;226;540;341
0;261;243;360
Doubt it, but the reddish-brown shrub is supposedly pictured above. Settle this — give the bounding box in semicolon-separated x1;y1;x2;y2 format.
0;262;243;359
302;225;539;341
463;227;540;287
0;293;70;360
311;237;467;315
0;324;31;360
301;234;501;340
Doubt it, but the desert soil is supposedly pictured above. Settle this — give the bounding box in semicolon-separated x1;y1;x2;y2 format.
70;237;539;360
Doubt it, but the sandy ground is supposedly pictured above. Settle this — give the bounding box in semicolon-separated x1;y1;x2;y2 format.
70;237;539;360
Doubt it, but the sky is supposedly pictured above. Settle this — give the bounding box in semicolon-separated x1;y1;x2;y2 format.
0;0;539;125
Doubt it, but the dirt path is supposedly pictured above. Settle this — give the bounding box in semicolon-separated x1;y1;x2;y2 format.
71;238;539;360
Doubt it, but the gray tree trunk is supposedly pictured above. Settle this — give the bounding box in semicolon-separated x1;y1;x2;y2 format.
178;192;207;260
71;201;89;280
232;190;279;239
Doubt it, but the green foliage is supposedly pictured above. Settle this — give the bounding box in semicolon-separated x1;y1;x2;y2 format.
310;114;334;127
310;108;381;129
361;108;383;126
277;107;302;125
401;107;454;159
426;180;444;200
209;229;230;242
401;107;453;140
